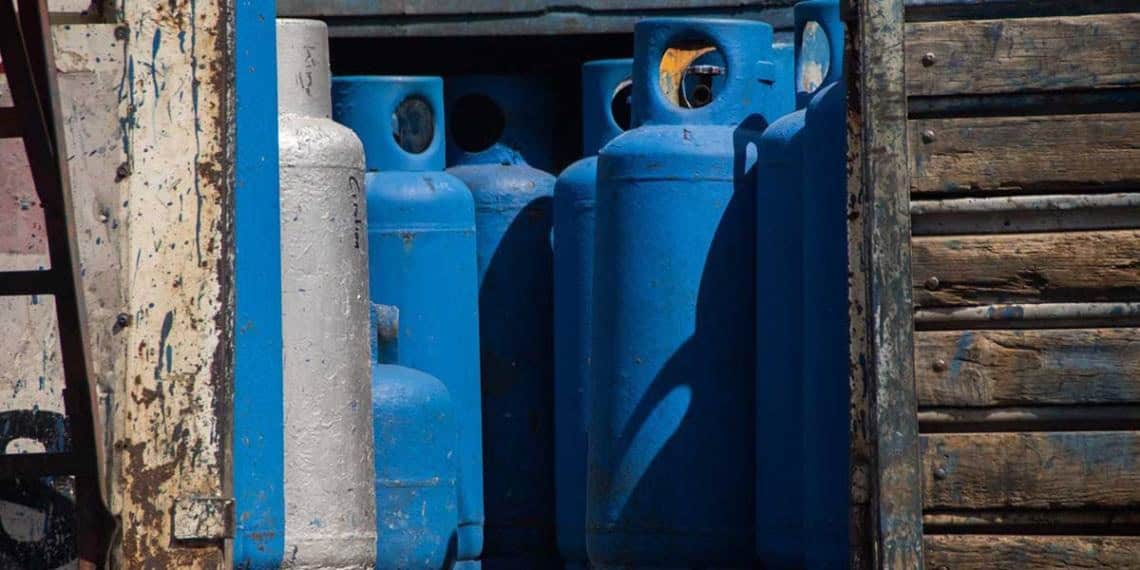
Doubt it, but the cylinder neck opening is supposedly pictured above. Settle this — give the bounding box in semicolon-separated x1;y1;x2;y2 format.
449;94;506;154
392;95;435;155
658;40;727;110
797;21;831;99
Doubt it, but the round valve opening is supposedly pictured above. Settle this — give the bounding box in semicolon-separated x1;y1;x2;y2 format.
450;93;506;154
659;41;726;109
798;21;831;95
392;96;435;154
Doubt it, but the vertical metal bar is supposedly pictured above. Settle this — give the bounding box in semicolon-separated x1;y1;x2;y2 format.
233;0;284;567
16;0;54;150
0;1;115;568
851;0;925;567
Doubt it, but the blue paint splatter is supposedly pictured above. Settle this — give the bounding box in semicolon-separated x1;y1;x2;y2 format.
151;29;162;96
155;311;175;379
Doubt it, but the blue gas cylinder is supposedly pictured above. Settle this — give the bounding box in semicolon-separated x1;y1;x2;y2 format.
445;76;558;565
588;19;785;568
553;58;632;570
372;362;461;569
771;42;796;123
446;75;556;172
800;10;848;565
332;75;485;567
754;0;847;566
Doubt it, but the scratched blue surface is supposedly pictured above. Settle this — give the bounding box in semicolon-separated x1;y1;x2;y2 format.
233;0;284;566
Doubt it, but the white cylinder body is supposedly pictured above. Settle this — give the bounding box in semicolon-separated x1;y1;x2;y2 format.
278;18;376;570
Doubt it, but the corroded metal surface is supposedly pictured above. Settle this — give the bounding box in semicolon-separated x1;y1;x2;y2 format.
849;0;925;566
114;0;232;565
0;22;125;569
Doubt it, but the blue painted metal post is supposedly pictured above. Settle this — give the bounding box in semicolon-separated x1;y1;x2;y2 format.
333;75;485;568
445;75;558;567
588;18;784;568
553;59;632;570
233;0;284;566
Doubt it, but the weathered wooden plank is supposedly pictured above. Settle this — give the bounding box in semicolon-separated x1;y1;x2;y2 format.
924;534;1140;569
909;114;1140;194
911;193;1140;235
905;0;1139;23
915;329;1140;407
915;302;1140;330
920;406;1140;432
853;0;925;566
906;15;1140;96
845;15;873;570
924;510;1140;532
912;230;1140;307
922;432;1140;510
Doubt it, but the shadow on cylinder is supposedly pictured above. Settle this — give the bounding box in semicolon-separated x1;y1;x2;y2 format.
445;75;558;567
587;17;787;569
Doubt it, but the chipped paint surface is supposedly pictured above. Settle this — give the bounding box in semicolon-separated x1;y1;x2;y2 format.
114;0;232;566
0;23;126;569
1;6;235;565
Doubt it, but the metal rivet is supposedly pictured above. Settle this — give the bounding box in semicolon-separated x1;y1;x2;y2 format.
922;129;936;144
115;162;131;182
114;25;130;41
115;313;130;328
922;52;937;67
934;466;948;480
933;358;947;372
925;276;940;290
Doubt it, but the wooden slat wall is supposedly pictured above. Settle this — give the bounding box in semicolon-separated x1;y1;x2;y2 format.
901;3;1140;568
909;114;1140;194
925;535;1140;570
906;14;1140;96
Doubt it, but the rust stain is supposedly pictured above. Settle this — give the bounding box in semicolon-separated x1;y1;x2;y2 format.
115;0;233;566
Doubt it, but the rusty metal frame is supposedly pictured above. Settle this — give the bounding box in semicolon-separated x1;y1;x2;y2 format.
847;0;925;567
0;0;115;567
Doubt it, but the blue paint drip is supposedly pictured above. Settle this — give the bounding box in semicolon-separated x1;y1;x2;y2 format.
188;0;203;266
233;0;284;567
154;311;174;380
150;29;161;96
